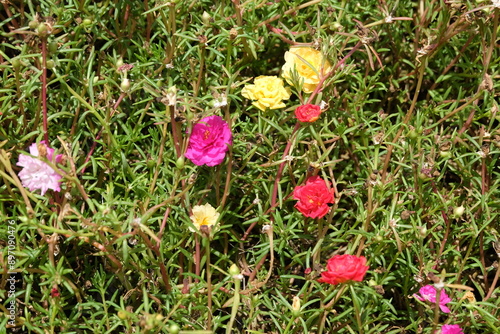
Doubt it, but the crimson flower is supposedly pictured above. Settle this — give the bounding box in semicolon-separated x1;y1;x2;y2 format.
318;254;369;285
293;176;334;218
295;104;322;122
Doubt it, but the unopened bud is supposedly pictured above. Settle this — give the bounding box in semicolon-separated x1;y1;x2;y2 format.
82;18;93;27
168;323;180;334
11;57;22;71
116;57;124;69
229;263;240;277
419;226;427;238
291;296;301;317
29;20;40;30
37;23;49;37
48;41;58;54
175;156;184;170
117;310;128;320
121;78;130;92
202;11;211;25
453;206;465;217
46;60;55;69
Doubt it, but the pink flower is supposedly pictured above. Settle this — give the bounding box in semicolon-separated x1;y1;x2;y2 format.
440;324;464;334
185;115;232;166
414;285;452;313
17;141;62;195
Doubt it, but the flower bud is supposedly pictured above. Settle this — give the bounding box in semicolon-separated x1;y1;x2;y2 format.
11;57;22;71
168;323;180;334
120;78;130;92
201;11;211;25
453;206;465;217
175;156;184;170
48;41;58;54
439;151;452;159
116;57;124;69
46;60;55;69
82;18;93;27
419;226;427;238
117;310;128;320
291;296;301;317
229;263;240;276
37;23;49;37
29;20;40;30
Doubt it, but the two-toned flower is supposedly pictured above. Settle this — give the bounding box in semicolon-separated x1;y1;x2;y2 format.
17;141;62;195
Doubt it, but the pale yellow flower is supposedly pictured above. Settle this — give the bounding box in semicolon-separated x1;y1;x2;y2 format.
189;203;220;232
241;76;291;111
281;47;332;94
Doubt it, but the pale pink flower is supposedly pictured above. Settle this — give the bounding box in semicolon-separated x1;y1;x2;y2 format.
440;324;464;334
414;285;451;313
17;141;62;195
185;115;232;166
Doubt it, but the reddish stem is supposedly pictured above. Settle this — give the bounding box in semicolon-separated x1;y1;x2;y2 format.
170;105;182;158
41;38;49;143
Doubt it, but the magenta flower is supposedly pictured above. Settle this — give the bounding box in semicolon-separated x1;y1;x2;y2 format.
185;115;232;166
414;285;452;313
440;324;464;334
17;141;62;195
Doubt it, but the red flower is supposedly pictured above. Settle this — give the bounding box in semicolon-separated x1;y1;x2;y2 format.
51;287;60;298
295;104;322;122
293;176;334;218
318;255;369;285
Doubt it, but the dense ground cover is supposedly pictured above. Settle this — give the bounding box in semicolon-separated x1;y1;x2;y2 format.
1;0;500;333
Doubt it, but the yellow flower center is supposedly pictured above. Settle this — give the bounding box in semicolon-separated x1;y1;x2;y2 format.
203;130;211;140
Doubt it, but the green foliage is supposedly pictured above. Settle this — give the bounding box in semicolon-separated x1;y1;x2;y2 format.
1;0;500;333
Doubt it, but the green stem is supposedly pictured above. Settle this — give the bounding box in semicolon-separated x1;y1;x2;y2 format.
226;273;241;334
205;238;212;330
350;284;363;334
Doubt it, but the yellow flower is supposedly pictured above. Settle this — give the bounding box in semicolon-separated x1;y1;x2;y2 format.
189;203;220;232
281;47;332;94
241;76;291;111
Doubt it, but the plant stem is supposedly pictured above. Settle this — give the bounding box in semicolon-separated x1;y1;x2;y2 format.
381;58;426;182
205;238;212;330
41;37;49;143
226;273;241;334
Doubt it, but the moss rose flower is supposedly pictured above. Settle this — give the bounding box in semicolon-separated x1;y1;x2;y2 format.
440;325;464;334
295;104;322;122
414;285;452;313
185;115;232;166
241;75;291;111
293;176;334;218
318;254;369;285
17;141;62;195
189;203;220;232
281;47;332;94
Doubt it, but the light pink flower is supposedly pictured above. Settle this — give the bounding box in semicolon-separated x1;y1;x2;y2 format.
414;285;452;313
17;141;62;195
440;324;464;334
185;115;232;166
